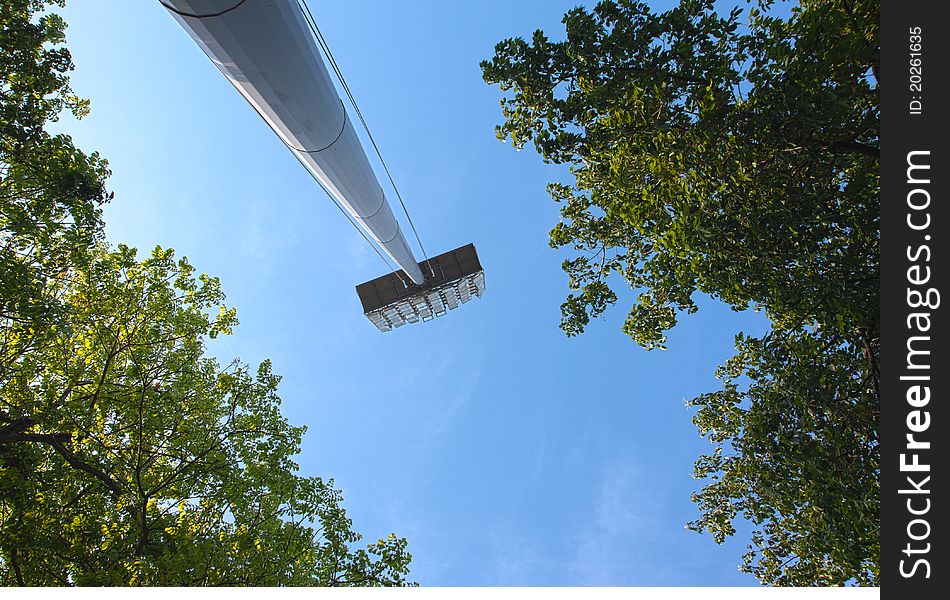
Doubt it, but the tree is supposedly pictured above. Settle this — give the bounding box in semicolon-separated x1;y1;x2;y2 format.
2;0;112;390
482;0;879;585
688;328;878;585
2;0;413;586
1;245;412;586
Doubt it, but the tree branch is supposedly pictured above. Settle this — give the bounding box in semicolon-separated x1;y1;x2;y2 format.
828;140;879;159
0;431;125;497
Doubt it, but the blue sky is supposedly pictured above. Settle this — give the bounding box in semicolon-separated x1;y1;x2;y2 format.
55;0;772;586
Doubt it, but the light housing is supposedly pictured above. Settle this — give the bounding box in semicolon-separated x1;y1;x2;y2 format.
356;244;486;332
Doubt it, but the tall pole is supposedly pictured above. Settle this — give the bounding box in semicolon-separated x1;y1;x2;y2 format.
161;0;426;284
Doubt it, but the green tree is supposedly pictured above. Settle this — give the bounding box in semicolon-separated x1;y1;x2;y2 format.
1;245;412;586
2;0;111;387
688;328;878;585
482;0;878;585
1;0;413;586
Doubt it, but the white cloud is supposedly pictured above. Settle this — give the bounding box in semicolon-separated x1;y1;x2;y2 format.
567;461;663;585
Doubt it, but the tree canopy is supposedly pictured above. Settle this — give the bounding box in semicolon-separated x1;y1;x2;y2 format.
2;245;412;585
2;0;412;586
1;0;111;375
483;0;879;585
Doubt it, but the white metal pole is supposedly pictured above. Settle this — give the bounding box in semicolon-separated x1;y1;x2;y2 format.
161;0;426;284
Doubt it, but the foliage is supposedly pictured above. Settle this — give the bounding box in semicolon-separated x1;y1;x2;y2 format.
482;0;879;585
0;245;413;586
1;0;111;382
1;0;412;586
688;327;879;584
